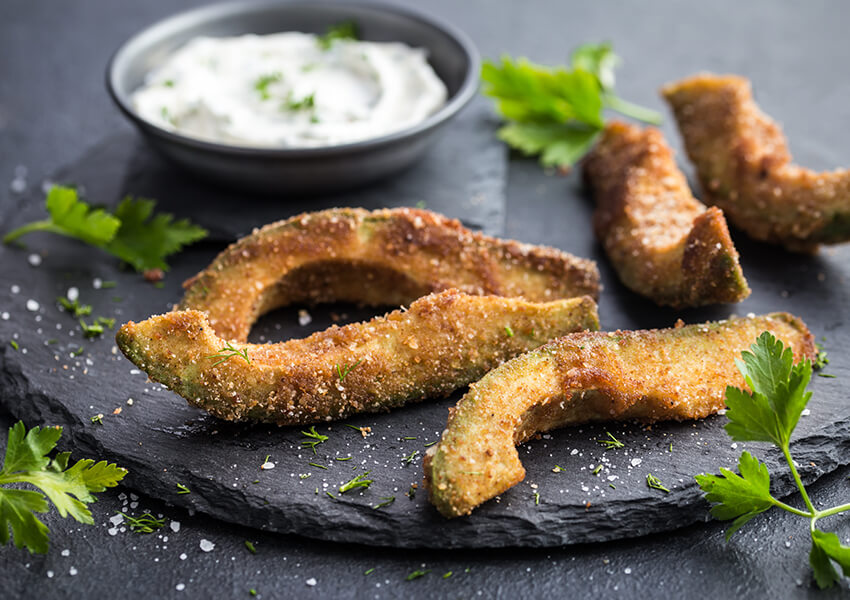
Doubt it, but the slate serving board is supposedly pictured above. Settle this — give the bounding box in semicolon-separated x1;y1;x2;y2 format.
1;113;849;549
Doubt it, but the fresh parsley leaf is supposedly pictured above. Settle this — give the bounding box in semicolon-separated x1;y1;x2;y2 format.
0;421;127;554
695;451;775;540
3;186;207;276
282;92;315;112
106;197;208;273
811;530;850;587
725;332;812;447
339;471;372;493
481;44;661;169
317;21;358;50
4;186;119;246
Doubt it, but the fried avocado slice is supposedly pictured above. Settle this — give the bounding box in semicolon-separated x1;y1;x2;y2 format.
180;207;601;342
583;121;749;308
424;313;814;517
117;289;599;426
663;74;850;251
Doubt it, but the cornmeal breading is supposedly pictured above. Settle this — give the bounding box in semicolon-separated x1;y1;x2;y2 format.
117;290;599;426
663;74;850;251
583;121;749;307
424;313;814;518
180;207;601;342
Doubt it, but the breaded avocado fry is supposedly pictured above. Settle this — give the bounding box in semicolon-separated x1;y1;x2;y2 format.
117;290;599;426
663;74;850;251
583;121;749;308
424;313;815;518
180;207;601;342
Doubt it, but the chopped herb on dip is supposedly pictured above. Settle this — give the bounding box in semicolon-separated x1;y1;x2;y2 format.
131;32;447;148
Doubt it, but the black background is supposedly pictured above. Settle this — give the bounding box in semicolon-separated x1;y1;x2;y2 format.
3;0;850;597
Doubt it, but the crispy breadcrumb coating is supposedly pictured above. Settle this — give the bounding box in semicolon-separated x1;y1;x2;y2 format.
180;208;601;342
117;290;599;426
583;121;749;307
663;74;850;251
424;313;814;517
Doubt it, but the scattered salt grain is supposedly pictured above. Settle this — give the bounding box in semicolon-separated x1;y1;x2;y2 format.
26;299;39;312
298;309;312;326
93;278;102;289
170;521;180;533
1;312;8;321
801;409;811;416
109;514;124;526
28;254;42;267
176;584;185;591
69;567;78;576
66;287;79;302
306;578;317;587
46;571;54;578
11;285;20;294
61;549;70;557
624;567;632;575
261;461;275;470
630;458;642;467
180;553;187;560
199;539;215;552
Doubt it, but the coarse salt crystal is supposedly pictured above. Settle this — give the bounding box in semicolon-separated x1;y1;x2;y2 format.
306;578;317;587
630;458;642;467
170;521;180;533
28;254;42;267
26;299;39;312
10;285;20;294
176;583;185;591
298;309;312;326
199;539;215;552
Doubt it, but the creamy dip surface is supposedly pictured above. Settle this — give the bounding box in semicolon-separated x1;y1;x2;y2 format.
131;32;448;148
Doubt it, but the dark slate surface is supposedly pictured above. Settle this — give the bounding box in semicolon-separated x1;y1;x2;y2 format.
3;0;850;597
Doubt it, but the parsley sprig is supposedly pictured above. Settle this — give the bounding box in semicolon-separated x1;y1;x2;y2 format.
3;186;207;275
0;421;127;554
482;43;661;169
696;332;850;588
300;426;328;454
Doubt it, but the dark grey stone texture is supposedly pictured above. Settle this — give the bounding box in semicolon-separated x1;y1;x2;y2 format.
3;0;850;597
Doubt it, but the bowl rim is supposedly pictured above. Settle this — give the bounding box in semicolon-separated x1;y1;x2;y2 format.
105;0;481;158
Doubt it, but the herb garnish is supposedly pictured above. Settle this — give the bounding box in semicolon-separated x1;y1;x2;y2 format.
443;571;453;579
90;414;103;425
121;512;166;534
336;358;362;381
300;426;328;454
596;431;624;450
402;450;419;465
207;342;251;367
244;540;257;554
9;340;19;351
364;568;375;575
373;496;395;509
176;483;190;494
282;92;315;111
646;473;669;493
505;325;514;337
592;464;603;476
482;43;661;169
696;332;850;588
70;346;84;358
339;471;372;493
533;491;540;505
0;421;126;553
405;569;430;581
4;186;206;275
58;297;92;318
254;72;282;100
552;465;564;473
317;21;358;50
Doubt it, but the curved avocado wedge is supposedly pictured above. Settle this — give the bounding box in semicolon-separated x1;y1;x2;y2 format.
180;207;601;342
583;121;749;308
424;313;815;518
117;290;599;426
663;74;850;252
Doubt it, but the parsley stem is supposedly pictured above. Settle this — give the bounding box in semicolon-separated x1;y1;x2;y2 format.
4;220;66;244
771;498;814;519
782;444;816;515
812;502;850;522
603;94;663;125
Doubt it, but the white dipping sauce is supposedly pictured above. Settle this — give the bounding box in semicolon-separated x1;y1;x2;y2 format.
131;32;448;148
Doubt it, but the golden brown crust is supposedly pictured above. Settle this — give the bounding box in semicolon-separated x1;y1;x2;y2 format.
117;290;600;426
424;313;815;517
663;74;850;251
180;208;601;342
583;121;749;307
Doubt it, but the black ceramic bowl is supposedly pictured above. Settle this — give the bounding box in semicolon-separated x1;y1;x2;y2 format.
106;1;479;194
